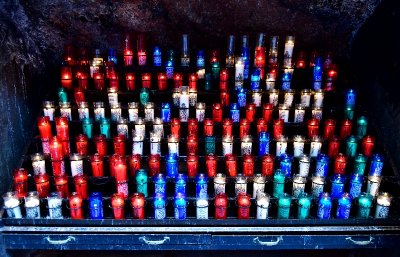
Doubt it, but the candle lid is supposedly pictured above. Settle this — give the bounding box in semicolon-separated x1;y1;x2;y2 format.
214;173;226;183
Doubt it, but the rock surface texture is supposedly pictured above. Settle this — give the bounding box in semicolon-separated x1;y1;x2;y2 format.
0;0;386;193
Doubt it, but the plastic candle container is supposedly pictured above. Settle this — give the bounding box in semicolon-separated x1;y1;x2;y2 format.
31;153;46;175
334;153;348;175
47;192;63;219
34;173;50;198
259;132;270;156
367;175;382;198
131;193;146;219
235;174;247;196
336;192;352;219
346;136;358;158
3;192;22;218
276;136;288;157
297;192;311;219
277;193;292;219
328;136;341;158
13;168;28;198
73;174;88;199
111;193;125;219
261;154;275;176
154;173;166;198
323;119;336;140
369;154;384;177
357;193;373;218
75;134;89;156
187;154;199;177
174;193;187;220
206;154;217;177
353;154;368;175
89;192;103;219
153;193;166;220
94;134;107;156
175;174;187;195
310;136;323;157
205;136;216;155
136;169;148;197
54;174;69;198
237;88;247;107
317;192;332;219
331;174;346;199
298;154;311;177
237;193;251;219
293;135;305;158
292;175;306;197
70;153;84;177
225;154;237;177
90;154;104;177
24;191;41;219
256;193;270;219
166;154;178;177
349;173;364;198
214;193;228;219
128;102;139;123
311;175;325;198
253;174;266;199
273;169;286;198
69;192;84;219
279;154;293;177
273;119;284;140
214;173;226;195
196;198;209;219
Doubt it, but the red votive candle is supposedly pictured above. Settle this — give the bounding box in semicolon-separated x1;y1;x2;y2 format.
362;135;375;157
246;103;256;123
34;173;50;198
204;118;214;136
77;71;88;90
225;154;237;177
273;119;284;140
188;118;199;136
124;49;133;67
296;51;307;69
212;103;223;122
187;154;199;177
94;134;107;157
187;135;198;155
49;136;64;160
74;174;88;199
54;174;69;198
242;154;255;177
131;193;146;219
69;192;83;219
222;118;233;137
142;73;151;89
340;119;353;139
55;117;69;140
90;154;104;177
262;103;274;124
111;193;125;219
206;154;217;177
257;118;268;135
113;135;126;156
93;73;105;91
157;73;167;91
109;72;119;90
51;159;66;177
129;154;141;176
75;134;89;156
237;193;251;219
38;116;52;140
328;136;341;158
74;88;85;105
189;73;198;90
220;91;230;107
13;168;28;198
173;73;183;88
214;193;228;219
170;118;181;138
324;119;336;140
239;119;250;139
125;72;135;91
261;154;275;176
61;66;73;90
334;153;348;175
308;118;320;138
148;154;161;176
114;155;128;182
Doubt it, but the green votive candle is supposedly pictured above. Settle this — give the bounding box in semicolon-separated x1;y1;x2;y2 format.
346;136;358;158
353;154;367;175
82;118;93;139
357;193;373;218
273;169;286;198
278;193;292;219
140;88;150;106
297;192;311;219
99;118;111;139
58;87;68;103
136;169;148;197
356;116;368;139
344;106;354;120
204;136;216;154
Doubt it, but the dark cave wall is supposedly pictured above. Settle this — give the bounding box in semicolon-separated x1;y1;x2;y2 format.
0;0;384;193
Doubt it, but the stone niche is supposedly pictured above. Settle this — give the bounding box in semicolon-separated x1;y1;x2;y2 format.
0;0;398;193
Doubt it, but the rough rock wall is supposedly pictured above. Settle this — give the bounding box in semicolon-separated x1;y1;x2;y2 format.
0;0;382;193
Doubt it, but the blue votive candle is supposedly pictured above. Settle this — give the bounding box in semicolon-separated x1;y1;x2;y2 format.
349;173;364;198
89;192;103;219
369;154;384;177
331;174;346;199
230;103;240;122
279;154;293;177
237;88;247;107
175;173;187;195
196;173;208;199
336;192;352;219
174;192;187;220
153;193;166;220
315;154;329;177
161;103;171;122
317;192;332;219
154;173;166;198
166;154;178;177
258;132;270;156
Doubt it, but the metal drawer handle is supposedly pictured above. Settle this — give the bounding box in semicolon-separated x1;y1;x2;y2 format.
253;236;283;246
44;236;76;245
139;236;170;245
346;236;374;245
